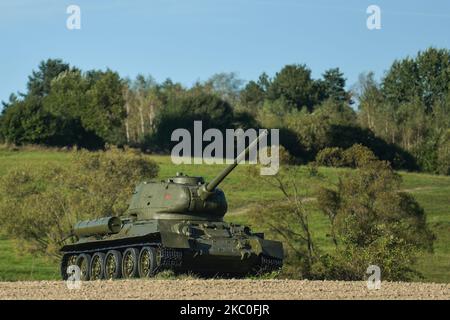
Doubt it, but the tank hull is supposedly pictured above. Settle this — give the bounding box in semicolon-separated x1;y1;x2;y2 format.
60;219;283;279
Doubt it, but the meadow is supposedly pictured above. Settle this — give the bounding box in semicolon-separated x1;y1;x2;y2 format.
0;148;449;282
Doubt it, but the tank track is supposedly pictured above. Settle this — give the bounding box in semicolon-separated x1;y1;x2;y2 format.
259;255;283;273
60;243;184;280
61;244;282;279
158;247;183;270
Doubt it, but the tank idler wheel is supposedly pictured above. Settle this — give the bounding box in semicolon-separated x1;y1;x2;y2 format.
138;246;159;278
67;254;78;267
122;248;139;279
75;253;91;281
90;252;106;280
104;250;122;280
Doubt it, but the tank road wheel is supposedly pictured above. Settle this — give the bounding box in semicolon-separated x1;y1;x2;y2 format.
104;250;122;280
90;252;106;280
75;253;91;281
138;246;159;278
60;254;78;280
122;248;139;279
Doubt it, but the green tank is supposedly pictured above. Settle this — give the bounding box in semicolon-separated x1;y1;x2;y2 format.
60;131;283;280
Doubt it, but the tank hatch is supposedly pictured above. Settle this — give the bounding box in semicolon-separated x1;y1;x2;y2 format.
168;172;204;185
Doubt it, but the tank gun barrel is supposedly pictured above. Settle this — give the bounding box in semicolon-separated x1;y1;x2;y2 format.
198;130;268;200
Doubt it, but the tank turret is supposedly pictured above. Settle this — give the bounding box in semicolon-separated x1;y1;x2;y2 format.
125;130;268;220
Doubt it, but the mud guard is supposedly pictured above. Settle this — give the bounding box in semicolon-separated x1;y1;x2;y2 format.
257;239;284;260
160;232;191;248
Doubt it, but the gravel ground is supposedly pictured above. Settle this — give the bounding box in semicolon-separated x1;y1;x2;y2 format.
0;280;448;300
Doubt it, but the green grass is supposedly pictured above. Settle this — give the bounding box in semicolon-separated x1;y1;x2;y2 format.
0;235;60;281
0;148;449;282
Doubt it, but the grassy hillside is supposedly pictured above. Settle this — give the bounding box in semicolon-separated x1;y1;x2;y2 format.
0;148;449;282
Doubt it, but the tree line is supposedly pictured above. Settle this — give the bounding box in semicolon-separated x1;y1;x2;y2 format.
1;47;449;174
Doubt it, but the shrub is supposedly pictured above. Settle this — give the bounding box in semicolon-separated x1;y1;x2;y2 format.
260;145;296;166
307;162;321;177
342;144;377;168
0;147;158;257
315;144;377;168
315;147;345;167
317;160;434;281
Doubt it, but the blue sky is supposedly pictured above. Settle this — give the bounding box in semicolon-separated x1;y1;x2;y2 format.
1;0;450;104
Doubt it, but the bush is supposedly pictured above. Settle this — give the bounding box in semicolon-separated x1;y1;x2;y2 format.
342;144;377;168
307;162;320;177
317;160;434;281
326;124;418;170
0;147;158;257
315;147;345;167
316;144;377;168
260;145;296;166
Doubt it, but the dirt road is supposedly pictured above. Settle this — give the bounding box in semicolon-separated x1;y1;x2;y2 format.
0;279;448;300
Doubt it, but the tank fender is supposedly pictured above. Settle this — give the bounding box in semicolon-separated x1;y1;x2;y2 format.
160;232;191;249
158;220;191;249
250;238;284;260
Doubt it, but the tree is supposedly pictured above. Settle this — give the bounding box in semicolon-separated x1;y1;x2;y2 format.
205;72;244;104
415;48;450;111
16;65;128;148
1;93;18;109
83;70;127;145
257;72;271;92
27;59;71;97
382;57;420;107
282;100;356;160
150;90;234;151
321;68;351;103
437;129;450;175
247;166;318;278
0;59;74;145
267;64;321;111
356;48;450;173
240;80;265;111
239;72;272;113
0;94;19;142
125;74;162;143
354;72;383;131
158;78;185;105
45;70;88;118
0;97;59;145
44;70;104;148
382;47;450;112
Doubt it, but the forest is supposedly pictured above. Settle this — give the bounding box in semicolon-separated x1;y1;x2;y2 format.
1;47;449;175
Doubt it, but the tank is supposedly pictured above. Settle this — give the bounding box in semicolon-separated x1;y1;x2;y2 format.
60;130;283;280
